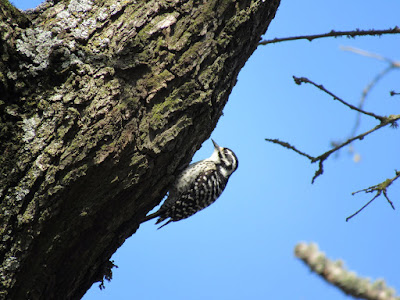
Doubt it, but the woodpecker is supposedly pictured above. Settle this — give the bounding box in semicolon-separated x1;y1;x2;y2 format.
142;139;238;229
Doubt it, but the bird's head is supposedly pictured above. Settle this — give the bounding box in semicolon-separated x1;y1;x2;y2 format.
209;139;238;178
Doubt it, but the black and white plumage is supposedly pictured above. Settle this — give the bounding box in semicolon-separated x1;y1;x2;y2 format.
142;139;238;229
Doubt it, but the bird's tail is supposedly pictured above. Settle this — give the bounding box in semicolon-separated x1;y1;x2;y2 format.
141;211;161;223
156;219;172;230
142;206;175;229
142;210;172;229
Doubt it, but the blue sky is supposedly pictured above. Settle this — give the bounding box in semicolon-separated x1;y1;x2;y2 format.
14;1;400;299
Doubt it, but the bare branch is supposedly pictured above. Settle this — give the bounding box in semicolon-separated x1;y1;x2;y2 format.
264;138;315;160
350;65;394;137
383;190;395;210
314;118;398;162
346;192;382;222
267;117;399;183
295;242;400;300
266;75;400;184
347;171;400;221
259;27;400;45
293;76;385;122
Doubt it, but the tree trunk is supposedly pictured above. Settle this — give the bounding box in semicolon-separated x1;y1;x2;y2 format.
0;0;280;299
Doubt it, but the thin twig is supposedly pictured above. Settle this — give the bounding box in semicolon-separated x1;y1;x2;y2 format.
259;27;400;45
265;119;398;183
266;75;400;184
383;190;395;210
350;65;395;137
266;116;400;183
346;193;382;222
340;46;400;65
340;47;400;138
293;76;385;122
311;121;395;183
315;120;393;161
264;138;315;160
347;171;400;221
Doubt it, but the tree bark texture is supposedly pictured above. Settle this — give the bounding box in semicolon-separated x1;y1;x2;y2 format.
0;0;280;299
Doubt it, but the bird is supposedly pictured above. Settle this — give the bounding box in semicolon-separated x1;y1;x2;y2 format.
142;139;238;229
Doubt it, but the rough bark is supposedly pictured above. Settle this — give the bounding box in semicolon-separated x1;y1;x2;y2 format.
0;0;280;299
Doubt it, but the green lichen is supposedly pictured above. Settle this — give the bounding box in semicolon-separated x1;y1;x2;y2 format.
45;140;63;157
129;154;147;168
144;69;174;93
169;80;198;101
170;41;206;76
129;154;148;179
155;36;166;51
149;95;182;130
17;201;36;227
0;71;7;90
110;175;119;184
61;164;88;185
56;124;70;140
167;24;191;51
135;21;155;45
36;99;50;111
154;115;192;149
135;47;154;63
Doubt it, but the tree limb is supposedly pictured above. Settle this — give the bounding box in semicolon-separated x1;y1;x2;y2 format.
259;27;400;45
266;76;400;183
295;242;400;300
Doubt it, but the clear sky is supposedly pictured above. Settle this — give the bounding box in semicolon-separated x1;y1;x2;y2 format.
13;1;400;299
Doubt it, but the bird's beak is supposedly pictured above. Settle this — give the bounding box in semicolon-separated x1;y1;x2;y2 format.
211;139;221;150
